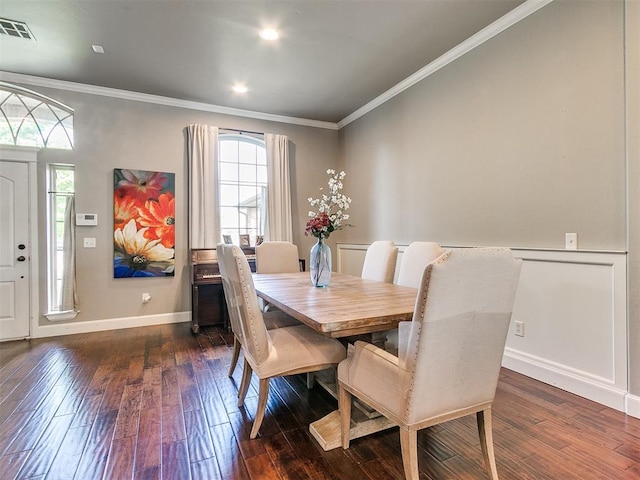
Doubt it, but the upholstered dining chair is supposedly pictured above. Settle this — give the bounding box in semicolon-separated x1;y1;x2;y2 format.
338;248;522;480
395;241;446;288
217;244;300;378
218;244;346;439
385;241;446;354
361;240;398;283
217;246;246;377
255;241;300;273
255;240;301;312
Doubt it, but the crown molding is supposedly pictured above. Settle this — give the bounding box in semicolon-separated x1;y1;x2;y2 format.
0;0;552;133
0;71;339;131
337;0;554;129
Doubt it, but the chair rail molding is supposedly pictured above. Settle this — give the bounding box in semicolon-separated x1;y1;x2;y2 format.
337;243;631;415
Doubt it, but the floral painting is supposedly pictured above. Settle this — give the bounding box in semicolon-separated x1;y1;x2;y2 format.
113;168;175;278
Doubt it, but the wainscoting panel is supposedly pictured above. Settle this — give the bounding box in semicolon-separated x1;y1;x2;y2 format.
336;244;629;412
506;249;627;411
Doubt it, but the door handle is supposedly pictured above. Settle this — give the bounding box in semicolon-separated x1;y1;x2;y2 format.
17;256;26;262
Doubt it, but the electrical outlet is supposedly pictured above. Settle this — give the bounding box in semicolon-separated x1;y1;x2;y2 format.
142;293;151;304
565;233;578;250
514;321;525;337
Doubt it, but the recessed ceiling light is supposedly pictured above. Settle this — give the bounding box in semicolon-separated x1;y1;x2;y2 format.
92;44;104;54
259;28;279;41
232;84;248;94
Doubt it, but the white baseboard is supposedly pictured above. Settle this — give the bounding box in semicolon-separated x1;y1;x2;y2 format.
503;347;627;412
33;311;191;338
626;394;640;419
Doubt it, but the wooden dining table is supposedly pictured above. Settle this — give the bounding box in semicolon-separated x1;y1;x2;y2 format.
252;271;418;450
252;271;418;338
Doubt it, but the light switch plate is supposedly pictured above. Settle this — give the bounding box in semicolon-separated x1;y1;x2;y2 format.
565;233;577;250
83;237;96;248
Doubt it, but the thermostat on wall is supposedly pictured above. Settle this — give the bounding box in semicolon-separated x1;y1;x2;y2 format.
76;213;98;226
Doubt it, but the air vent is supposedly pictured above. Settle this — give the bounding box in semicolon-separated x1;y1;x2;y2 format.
0;18;35;40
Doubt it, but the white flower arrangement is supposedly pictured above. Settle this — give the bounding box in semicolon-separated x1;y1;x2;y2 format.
305;169;352;238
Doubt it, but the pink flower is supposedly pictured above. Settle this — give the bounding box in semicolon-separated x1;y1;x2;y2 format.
305;212;334;238
115;170;168;203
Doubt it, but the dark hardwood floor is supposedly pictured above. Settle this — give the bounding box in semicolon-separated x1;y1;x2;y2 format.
1;323;639;479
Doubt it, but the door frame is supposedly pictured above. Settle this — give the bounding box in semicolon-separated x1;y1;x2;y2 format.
0;146;39;339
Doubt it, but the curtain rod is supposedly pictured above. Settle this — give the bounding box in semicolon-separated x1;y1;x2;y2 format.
48;191;75;195
220;127;265;136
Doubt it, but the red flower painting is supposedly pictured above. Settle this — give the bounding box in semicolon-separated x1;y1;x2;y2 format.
113;168;175;278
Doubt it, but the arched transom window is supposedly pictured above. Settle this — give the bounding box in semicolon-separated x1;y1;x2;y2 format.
0;82;74;149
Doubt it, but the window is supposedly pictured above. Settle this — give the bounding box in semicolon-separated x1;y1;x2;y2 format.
0;82;74;149
47;164;75;313
218;134;267;245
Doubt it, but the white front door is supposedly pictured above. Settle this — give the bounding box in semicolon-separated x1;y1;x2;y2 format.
0;160;30;340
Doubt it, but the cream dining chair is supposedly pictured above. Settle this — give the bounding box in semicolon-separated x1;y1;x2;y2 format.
338;247;522;480
218;243;346;439
255;240;301;312
255;240;300;273
385;241;447;354
217;244;299;378
395;241;446;288
361;240;398;283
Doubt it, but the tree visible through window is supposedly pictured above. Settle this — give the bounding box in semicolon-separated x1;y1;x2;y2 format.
219;134;267;245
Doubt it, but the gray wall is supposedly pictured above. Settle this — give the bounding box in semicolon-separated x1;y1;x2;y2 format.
31;86;339;325
338;0;638;394
626;0;640;400
338;0;625;250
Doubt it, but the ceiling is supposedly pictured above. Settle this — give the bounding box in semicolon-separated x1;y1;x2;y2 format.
0;0;526;125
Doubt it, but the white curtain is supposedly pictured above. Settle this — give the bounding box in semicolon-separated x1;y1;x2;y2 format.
259;185;268;240
186;124;220;248
60;195;78;312
265;133;293;242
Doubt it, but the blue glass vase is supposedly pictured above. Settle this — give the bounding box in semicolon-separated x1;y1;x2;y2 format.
310;236;332;287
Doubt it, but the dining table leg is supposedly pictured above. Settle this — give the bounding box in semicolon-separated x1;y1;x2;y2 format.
309;410;396;451
309;361;397;451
